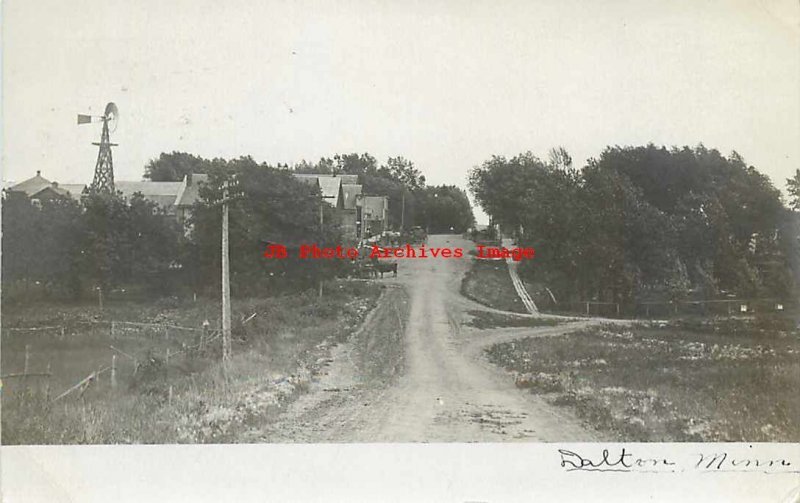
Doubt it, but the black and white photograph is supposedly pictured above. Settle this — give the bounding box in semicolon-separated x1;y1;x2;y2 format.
1;0;799;500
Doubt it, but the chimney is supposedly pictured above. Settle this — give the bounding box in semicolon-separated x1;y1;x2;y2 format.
36;170;41;177
52;181;59;188
186;173;193;185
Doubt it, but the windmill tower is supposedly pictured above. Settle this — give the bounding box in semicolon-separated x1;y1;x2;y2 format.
78;102;119;193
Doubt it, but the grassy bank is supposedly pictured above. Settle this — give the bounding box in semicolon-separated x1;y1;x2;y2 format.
486;315;800;441
465;310;564;329
1;280;384;444
461;259;526;313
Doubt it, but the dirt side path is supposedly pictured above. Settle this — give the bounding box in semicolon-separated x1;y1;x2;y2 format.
256;235;607;442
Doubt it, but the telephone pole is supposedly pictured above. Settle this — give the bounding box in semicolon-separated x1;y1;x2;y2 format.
221;182;232;362
400;189;406;231
317;195;334;298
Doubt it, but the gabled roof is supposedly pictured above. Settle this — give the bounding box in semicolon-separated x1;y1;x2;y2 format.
293;173;355;208
341;184;362;210
6;171;52;196
317;177;343;207
175;174;209;207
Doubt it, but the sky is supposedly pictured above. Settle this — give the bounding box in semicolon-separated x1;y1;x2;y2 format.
3;0;799;224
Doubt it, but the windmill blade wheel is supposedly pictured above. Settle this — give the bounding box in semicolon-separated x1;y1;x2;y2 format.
104;102;119;132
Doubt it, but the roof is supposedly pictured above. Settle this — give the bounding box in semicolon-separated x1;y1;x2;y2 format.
116;181;184;197
6;172;52;196
5;171;208;213
59;184;88;198
293;175;319;186
292;173;352;208
341;184;362;210
337;174;359;184
175;174;209;207
293;173;358;184
317;177;342;207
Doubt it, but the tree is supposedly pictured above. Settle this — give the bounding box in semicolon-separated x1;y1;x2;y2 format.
143;151;211;181
548;146;573;170
788;169;800;211
382;156;425;190
419;185;475;233
188;157;342;295
335;153;378;177
469;144;794;305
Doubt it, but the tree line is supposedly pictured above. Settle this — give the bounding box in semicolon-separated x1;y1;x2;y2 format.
2;152;475;302
469;145;800;306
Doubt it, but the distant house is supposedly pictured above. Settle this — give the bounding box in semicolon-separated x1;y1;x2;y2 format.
293;173;356;241
292;173;357;210
3;171;79;206
341;183;362;240
359;195;389;238
5;171;206;225
290;173;392;242
174;173;209;225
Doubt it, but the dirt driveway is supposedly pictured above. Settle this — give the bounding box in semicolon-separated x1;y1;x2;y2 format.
254;234;606;442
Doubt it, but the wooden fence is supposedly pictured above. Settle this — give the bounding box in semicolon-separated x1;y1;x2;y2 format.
550;298;795;318
1;320;221;405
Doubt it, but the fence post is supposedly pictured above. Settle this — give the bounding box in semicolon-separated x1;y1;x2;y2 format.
111;355;117;389
111;321;115;339
24;344;30;374
44;361;52;400
616;303;620;316
586;302;589;315
60;326;66;339
168;385;173;406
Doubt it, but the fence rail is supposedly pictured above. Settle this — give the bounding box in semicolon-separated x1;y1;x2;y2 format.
548;298;794;318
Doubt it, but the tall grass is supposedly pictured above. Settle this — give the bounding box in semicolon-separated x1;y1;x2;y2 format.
2;280;382;444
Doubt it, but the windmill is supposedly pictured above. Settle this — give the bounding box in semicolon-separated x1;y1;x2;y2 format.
78;102;119;193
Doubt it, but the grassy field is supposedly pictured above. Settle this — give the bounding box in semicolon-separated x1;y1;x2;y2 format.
1;280;385;444
461;259;527;313
486;315;800;441
465;310;564;329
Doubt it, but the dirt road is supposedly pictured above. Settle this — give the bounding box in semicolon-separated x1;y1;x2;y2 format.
255;234;605;442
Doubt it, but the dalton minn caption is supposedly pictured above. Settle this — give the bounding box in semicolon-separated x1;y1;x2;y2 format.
263;244;535;261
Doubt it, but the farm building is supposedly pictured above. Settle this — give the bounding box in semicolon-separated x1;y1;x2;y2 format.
4;171;207;224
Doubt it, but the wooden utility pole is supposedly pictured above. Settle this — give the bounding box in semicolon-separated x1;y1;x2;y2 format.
221;182;232;362
400;190;405;231
318;200;325;298
317;195;334;298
